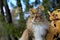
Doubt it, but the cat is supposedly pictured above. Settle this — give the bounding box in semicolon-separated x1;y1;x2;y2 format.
19;8;50;40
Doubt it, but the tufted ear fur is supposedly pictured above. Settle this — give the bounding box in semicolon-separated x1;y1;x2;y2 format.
47;10;51;16
29;8;38;14
39;5;44;11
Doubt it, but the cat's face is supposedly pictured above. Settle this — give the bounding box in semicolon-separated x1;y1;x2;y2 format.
29;10;45;24
50;9;60;20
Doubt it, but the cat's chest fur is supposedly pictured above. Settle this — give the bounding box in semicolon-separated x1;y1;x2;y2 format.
31;23;49;40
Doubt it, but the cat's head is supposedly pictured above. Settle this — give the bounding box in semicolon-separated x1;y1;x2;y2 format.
28;8;46;24
49;9;60;20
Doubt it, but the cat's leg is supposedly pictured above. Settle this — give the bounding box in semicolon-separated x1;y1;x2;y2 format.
19;29;33;40
19;29;29;40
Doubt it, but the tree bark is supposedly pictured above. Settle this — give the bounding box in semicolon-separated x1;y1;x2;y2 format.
0;0;5;22
4;0;12;23
17;0;25;26
0;0;4;16
3;0;13;40
5;5;12;23
17;0;26;38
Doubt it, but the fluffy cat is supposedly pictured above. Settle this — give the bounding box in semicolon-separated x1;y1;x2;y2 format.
19;8;49;40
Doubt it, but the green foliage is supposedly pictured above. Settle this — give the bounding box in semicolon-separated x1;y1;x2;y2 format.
0;14;5;22
42;0;50;12
35;0;40;5
1;22;23;38
17;0;22;7
42;0;53;20
0;14;26;38
23;0;33;12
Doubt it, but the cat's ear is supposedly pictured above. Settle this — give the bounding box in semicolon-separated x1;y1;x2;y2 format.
29;8;38;14
39;5;44;14
39;5;44;11
47;10;51;16
32;8;38;13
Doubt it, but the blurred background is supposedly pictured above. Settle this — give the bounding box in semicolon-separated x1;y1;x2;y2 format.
0;0;60;40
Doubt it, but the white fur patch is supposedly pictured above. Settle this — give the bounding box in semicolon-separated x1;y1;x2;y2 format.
32;24;48;40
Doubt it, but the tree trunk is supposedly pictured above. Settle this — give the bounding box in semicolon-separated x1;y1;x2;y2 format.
0;0;5;21
4;0;12;23
5;5;12;23
17;0;26;37
0;0;4;16
3;0;13;40
17;0;26;27
25;0;30;11
23;0;33;12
